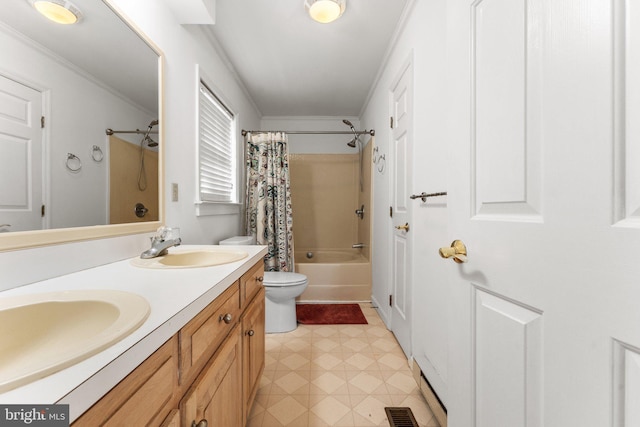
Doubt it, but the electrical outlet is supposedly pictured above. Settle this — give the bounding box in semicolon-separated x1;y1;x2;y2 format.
171;183;179;202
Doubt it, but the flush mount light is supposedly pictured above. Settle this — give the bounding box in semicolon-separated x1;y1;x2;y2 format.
304;0;346;24
28;0;82;25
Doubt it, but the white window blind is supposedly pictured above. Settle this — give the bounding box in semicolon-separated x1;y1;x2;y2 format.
198;80;236;203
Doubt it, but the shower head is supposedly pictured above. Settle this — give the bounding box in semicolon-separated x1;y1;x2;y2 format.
343;118;360;148
145;136;158;147
141;119;159;147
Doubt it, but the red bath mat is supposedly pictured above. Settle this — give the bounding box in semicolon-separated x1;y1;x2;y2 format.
296;303;368;325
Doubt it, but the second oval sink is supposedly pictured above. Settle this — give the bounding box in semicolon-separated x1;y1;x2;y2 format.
0;289;150;393
131;249;248;269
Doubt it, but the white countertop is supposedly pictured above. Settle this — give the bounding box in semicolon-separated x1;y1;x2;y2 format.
0;244;267;421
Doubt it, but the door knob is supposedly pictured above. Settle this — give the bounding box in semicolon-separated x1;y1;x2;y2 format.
395;222;410;232
439;240;467;263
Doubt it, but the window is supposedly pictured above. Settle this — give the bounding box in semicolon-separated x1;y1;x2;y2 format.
198;79;237;205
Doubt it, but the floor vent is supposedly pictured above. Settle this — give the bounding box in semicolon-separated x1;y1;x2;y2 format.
385;407;419;427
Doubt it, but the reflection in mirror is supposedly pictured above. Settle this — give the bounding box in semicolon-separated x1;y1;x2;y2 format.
0;0;161;249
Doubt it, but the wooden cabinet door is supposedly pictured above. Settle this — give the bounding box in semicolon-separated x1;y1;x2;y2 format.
242;287;265;423
159;409;179;427
72;336;178;427
181;325;243;427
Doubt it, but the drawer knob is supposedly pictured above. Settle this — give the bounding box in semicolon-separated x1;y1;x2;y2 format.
247;329;255;337
219;313;233;324
256;276;263;282
191;420;208;427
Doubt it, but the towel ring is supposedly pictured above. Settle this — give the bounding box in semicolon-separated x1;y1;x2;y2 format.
91;145;104;162
65;153;82;172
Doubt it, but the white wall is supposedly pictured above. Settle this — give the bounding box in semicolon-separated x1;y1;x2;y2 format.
0;0;261;289
0;26;153;229
360;0;450;379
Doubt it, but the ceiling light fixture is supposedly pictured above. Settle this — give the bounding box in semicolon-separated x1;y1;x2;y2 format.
304;0;346;24
28;0;82;25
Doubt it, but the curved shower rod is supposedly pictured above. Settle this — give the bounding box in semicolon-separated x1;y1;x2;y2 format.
241;129;375;137
105;128;158;135
106;120;159;136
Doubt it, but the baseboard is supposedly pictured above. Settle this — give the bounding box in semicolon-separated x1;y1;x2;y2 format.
370;294;390;326
411;361;447;427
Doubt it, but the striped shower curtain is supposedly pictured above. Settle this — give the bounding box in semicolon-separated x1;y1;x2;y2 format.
245;132;295;271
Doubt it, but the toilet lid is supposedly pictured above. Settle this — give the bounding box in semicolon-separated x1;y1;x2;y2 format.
263;271;308;286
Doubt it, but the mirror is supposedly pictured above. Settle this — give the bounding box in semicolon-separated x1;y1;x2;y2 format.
0;0;162;251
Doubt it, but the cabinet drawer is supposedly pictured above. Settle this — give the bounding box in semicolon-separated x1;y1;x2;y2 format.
72;336;178;427
179;282;240;384
240;261;264;307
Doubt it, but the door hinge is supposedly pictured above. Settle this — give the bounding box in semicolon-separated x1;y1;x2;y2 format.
41;204;45;217
389;206;393;217
389;295;393;307
390;116;394;129
41;116;45;128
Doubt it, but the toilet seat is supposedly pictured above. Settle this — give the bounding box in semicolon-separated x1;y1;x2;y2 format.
263;272;307;287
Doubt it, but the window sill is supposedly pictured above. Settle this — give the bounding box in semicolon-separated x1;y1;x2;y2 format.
195;202;242;216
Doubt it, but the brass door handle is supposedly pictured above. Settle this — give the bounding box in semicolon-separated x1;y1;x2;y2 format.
395;222;410;232
439;240;467;263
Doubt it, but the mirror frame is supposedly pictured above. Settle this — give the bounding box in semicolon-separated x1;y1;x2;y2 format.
0;2;164;252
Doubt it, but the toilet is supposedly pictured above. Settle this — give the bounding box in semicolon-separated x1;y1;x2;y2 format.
219;236;308;333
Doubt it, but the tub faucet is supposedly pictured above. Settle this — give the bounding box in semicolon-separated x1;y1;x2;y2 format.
140;227;181;259
352;243;365;249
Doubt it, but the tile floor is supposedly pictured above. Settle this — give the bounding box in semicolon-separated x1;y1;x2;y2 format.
247;303;441;427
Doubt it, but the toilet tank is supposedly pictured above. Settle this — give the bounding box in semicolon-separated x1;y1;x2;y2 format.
219;235;256;245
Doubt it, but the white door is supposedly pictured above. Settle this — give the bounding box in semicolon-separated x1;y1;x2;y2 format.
389;61;413;357
0;75;43;232
446;0;640;426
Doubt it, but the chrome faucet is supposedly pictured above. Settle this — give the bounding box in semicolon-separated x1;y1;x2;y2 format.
140;227;181;259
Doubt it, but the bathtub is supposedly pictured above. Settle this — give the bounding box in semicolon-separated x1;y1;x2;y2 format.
295;249;371;302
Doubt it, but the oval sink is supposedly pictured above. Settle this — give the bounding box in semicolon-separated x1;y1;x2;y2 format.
0;289;149;393
131;249;248;269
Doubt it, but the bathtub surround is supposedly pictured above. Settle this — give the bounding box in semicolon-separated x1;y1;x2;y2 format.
289;140;373;301
290;154;359;250
245;132;295;271
108;136;159;224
